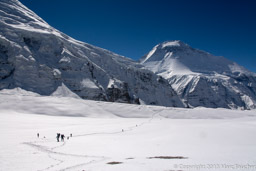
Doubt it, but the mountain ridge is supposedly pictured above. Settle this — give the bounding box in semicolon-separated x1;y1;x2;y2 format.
0;0;184;107
141;40;256;109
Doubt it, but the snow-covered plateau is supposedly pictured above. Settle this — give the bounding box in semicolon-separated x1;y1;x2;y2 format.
1;88;256;171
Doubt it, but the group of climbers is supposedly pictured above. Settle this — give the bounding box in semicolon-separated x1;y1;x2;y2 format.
37;133;73;142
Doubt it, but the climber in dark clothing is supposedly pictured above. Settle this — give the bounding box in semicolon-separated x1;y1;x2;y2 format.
56;133;60;142
37;133;39;138
61;134;65;142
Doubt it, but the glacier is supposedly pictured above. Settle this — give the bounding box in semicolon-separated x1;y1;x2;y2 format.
1;87;256;171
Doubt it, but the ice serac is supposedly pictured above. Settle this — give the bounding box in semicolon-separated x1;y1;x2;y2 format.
141;40;256;109
0;0;184;107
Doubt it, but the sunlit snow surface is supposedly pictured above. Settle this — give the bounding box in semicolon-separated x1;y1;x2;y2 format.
141;41;256;109
1;88;256;171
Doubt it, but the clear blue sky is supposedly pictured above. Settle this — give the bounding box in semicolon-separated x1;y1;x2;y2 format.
20;0;256;72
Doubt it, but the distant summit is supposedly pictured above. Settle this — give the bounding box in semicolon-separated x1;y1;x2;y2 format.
141;41;256;109
141;40;251;77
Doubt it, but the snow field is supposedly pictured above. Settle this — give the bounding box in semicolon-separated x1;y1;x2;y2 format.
1;89;256;171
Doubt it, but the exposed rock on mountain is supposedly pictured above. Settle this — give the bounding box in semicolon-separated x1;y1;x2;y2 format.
0;0;183;107
141;40;256;109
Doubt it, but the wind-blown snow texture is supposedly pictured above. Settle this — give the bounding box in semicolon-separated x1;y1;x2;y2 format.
0;0;183;107
141;40;256;109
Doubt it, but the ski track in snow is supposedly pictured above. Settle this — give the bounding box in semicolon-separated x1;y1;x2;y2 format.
23;109;164;171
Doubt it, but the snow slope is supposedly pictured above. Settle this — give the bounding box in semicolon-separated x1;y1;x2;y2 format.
141;40;256;109
0;0;183;107
1;88;254;119
1;88;256;171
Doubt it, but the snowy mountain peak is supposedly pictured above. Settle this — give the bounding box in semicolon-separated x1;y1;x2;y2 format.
141;41;256;109
141;40;188;64
141;40;251;76
160;40;189;48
